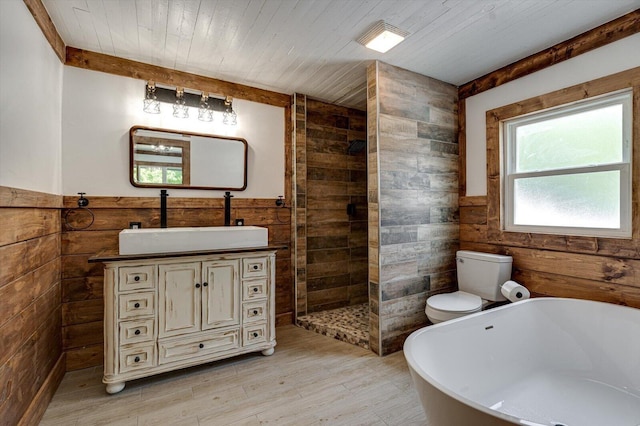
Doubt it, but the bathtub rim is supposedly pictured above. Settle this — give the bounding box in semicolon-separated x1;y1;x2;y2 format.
403;297;640;425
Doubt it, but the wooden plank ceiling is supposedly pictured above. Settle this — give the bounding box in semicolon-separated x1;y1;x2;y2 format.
42;0;639;109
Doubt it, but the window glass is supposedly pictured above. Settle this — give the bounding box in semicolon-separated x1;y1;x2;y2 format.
514;104;623;172
503;90;631;238
513;171;620;228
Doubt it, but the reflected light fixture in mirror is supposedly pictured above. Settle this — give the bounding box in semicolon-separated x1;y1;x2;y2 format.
357;20;409;53
198;93;214;122
173;87;189;119
143;81;160;114
223;96;238;126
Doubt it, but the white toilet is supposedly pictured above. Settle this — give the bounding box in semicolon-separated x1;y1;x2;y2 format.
425;250;513;324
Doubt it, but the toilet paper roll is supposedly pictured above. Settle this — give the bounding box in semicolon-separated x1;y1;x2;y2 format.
501;280;530;302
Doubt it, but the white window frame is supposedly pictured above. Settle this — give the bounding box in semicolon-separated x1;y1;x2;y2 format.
503;89;633;239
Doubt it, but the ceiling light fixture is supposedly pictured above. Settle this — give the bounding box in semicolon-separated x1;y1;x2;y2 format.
357;20;409;53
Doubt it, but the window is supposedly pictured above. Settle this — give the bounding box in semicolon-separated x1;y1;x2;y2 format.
503;90;632;238
132;140;190;186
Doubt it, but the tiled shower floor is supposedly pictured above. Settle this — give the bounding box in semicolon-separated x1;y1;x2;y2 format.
297;303;370;350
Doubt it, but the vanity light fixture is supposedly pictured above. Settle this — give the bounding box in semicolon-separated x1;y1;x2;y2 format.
198;93;214;122
357;20;409;53
142;82;237;126
143;81;161;114
173;87;189;119
223;96;237;126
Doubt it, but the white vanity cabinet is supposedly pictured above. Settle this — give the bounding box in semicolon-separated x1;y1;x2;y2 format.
98;249;277;394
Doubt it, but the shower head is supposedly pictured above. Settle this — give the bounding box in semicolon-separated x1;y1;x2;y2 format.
347;139;366;155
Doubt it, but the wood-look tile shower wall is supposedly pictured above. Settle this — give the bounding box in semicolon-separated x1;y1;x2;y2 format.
298;97;368;314
368;62;459;355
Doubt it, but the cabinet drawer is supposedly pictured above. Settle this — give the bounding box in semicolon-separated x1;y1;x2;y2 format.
243;278;267;301
243;301;267;323
118;292;155;319
119;318;155;345
158;329;239;365
118;265;155;291
119;344;155;373
242;257;268;279
243;323;268;346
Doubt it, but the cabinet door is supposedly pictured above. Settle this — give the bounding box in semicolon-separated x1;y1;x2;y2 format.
202;260;240;330
159;262;201;337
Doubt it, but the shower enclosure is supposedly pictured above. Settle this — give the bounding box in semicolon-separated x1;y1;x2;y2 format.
293;94;370;349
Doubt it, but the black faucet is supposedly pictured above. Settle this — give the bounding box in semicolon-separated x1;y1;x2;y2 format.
224;191;233;226
160;189;169;228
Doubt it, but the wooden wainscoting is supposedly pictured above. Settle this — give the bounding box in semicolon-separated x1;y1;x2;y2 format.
0;186;64;425
460;196;640;308
61;195;293;371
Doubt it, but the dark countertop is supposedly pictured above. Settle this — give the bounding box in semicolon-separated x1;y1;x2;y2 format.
89;245;287;263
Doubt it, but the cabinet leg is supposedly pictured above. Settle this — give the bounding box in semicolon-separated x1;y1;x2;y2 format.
105;382;126;394
261;347;275;356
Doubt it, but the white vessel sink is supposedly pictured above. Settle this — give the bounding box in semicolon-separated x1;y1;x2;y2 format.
118;226;268;255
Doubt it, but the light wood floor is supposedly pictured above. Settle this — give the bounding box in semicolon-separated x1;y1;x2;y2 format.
40;325;426;425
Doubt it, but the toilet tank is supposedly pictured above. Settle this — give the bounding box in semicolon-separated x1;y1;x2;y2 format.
457;250;512;301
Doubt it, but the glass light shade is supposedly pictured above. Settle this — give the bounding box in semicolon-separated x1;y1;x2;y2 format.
143;82;161;114
173;102;189;119
223;109;237;126
143;98;161;114
198;102;213;122
173;89;189;119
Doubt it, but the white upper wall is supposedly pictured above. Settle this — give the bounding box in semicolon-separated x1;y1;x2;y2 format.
62;67;285;198
0;1;63;194
465;33;640;196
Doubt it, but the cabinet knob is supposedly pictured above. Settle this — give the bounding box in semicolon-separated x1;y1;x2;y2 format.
252;332;259;338
253;287;259;293
134;329;141;335
252;310;258;315
134;356;140;363
199;343;204;349
253;265;259;270
195;283;201;288
203;282;208;287
134;302;140;308
134;275;140;282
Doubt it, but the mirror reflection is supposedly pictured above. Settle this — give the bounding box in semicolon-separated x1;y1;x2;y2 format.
130;126;247;190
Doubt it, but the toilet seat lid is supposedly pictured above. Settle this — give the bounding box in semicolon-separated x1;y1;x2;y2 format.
427;292;482;313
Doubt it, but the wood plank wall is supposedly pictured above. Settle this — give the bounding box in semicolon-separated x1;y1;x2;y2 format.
61;196;292;371
303;98;368;313
460;197;640;307
368;62;460;356
459;68;640;308
0;186;64;425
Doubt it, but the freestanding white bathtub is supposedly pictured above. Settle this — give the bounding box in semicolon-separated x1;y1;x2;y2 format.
404;298;640;426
